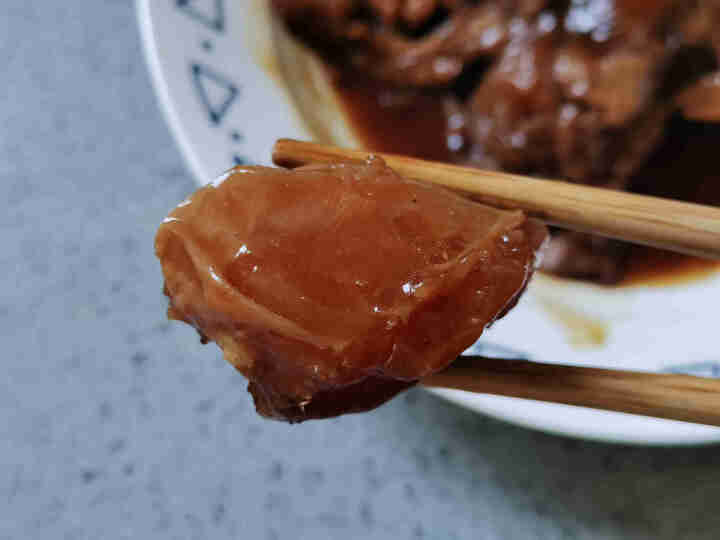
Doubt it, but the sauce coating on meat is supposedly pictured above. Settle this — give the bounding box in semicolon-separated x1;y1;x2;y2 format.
156;159;547;421
273;0;720;283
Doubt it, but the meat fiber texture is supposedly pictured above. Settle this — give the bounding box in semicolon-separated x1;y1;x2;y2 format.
156;159;547;421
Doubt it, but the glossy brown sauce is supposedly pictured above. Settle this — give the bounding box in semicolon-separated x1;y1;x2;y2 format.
336;80;452;162
621;249;720;287
335;81;720;287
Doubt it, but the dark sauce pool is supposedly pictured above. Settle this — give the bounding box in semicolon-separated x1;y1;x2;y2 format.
334;79;720;287
335;81;453;162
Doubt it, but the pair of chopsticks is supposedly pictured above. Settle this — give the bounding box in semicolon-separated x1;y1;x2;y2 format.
273;139;720;427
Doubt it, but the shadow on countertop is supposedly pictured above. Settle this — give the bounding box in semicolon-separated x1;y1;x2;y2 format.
380;388;720;539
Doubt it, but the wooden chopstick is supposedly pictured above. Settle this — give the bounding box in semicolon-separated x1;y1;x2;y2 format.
423;356;720;427
272;139;720;425
273;139;720;260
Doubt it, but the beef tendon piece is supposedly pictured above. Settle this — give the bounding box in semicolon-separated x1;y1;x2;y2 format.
155;158;547;421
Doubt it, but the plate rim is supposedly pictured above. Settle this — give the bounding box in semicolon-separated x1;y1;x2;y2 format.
137;0;209;184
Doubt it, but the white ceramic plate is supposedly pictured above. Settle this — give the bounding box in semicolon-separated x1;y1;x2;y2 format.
138;0;720;445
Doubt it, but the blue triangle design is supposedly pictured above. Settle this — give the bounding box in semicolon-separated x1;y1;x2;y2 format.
191;63;239;125
176;0;225;33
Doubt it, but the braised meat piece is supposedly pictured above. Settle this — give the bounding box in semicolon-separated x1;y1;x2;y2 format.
273;0;720;282
156;159;547;421
273;0;544;86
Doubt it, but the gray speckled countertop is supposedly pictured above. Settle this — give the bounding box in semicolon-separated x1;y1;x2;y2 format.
3;2;720;539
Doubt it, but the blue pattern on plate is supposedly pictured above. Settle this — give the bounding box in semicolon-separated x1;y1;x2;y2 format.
665;362;720;378
176;0;225;32
176;0;252;166
190;63;239;126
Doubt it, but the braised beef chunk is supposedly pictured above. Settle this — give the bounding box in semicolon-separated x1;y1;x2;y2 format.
156;159;547;421
274;0;720;282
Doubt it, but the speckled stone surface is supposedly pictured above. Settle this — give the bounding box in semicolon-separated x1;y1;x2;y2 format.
3;2;720;539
